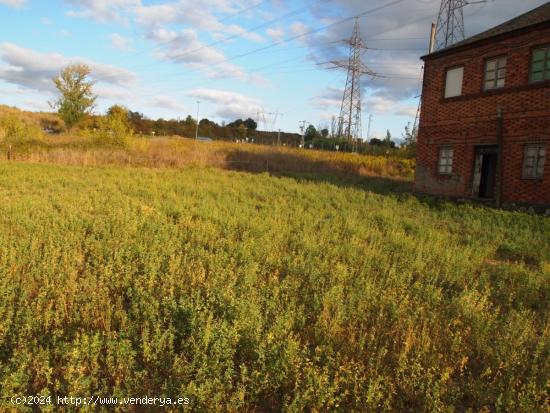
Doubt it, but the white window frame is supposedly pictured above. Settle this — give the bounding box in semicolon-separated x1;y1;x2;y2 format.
438;147;454;175
523;144;546;179
484;56;507;90
444;66;464;98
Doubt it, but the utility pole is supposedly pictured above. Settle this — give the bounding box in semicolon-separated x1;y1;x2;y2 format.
413;22;437;138
299;120;307;148
329;17;375;145
277;129;281;146
195;100;200;140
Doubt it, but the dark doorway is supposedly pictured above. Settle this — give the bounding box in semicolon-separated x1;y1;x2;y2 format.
472;146;498;198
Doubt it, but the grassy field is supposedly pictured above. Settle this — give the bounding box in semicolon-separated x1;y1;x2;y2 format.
0;134;414;180
0;105;415;181
0;160;548;412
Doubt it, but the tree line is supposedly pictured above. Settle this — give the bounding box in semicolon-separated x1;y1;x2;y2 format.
49;64;416;156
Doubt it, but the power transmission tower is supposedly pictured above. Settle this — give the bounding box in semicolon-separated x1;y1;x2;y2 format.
367;114;373;141
329;17;376;148
435;1;487;50
435;0;466;50
269;111;284;132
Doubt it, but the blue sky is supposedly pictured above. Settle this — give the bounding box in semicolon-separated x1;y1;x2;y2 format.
0;0;547;138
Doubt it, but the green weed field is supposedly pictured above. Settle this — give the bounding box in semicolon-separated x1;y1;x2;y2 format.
0;161;548;412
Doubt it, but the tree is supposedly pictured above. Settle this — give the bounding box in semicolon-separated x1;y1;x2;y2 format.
384;129;396;148
320;128;329;138
94;105;133;146
184;115;196;126
227;119;244;128
199;118;218;127
107;105;129;123
237;124;247;139
51;64;97;130
304;124;318;142
402;122;418;147
243;118;257;131
128;111;144;122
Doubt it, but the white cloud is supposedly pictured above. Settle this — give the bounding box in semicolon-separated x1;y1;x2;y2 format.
310;86;342;109
64;0;266;84
23;100;51;111
304;0;549;108
266;27;285;42
0;43;136;94
151;95;186;112
133;3;178;27
151;28;225;65
312;85;418;118
394;104;417;117
290;21;310;40
65;0;140;24
67;0;265;42
222;24;264;43
109;33;133;52
149;28;264;83
0;0;26;8
187;88;262;120
94;85;133;101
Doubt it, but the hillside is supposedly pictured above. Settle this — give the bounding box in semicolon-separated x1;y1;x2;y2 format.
0;105;414;180
0;161;548;411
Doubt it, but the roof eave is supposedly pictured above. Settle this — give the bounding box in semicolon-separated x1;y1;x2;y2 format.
421;20;550;61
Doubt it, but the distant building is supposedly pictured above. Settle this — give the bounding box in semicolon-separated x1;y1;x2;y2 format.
414;3;550;209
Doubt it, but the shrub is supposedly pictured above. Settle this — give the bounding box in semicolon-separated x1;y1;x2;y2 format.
0;114;43;144
39;117;65;134
87;106;134;148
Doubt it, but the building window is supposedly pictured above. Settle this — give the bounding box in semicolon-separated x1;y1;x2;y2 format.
530;46;550;83
484;56;507;90
444;66;464;98
438;147;454;175
523;144;546;179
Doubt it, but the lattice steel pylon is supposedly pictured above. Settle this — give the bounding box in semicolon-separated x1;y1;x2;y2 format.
435;0;466;50
331;17;376;146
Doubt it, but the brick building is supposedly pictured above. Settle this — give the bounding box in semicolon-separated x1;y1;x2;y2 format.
414;3;550;209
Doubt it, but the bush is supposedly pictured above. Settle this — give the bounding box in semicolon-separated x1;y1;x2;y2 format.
39;117;65;134
87;106;134;148
0;115;43;144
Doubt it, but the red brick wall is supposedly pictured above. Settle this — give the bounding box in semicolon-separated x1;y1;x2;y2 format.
414;23;550;206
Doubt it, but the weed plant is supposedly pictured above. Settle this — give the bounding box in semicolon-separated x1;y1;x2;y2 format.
0;162;547;411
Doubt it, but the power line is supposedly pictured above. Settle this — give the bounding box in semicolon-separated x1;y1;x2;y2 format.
217;0;269;23
90;0;328;83
104;0;271;65
161;0;329;65
220;0;408;64
128;0;411;99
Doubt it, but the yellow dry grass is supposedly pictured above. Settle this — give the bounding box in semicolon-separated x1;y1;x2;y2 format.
10;136;414;179
0;105;414;180
0;104;59;126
